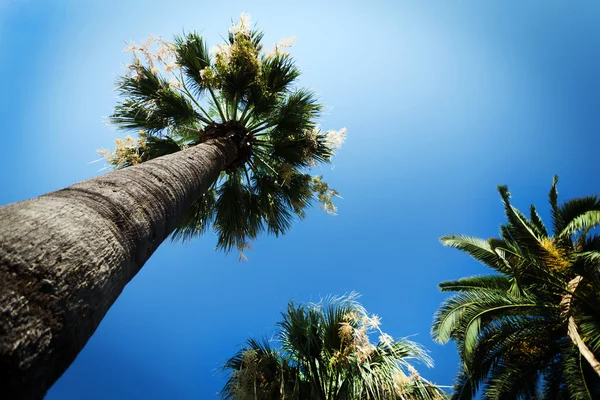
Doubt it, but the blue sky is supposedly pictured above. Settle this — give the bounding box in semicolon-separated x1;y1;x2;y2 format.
2;1;600;398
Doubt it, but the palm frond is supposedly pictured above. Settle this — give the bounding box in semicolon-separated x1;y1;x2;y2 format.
266;88;322;134
438;275;512;293
213;175;258;253
563;346;595;400
173;32;211;96
111;67;199;133
440;235;510;274
530;204;549;238
143;135;183;159
558;198;600;239
170;189;216;242
498;185;547;254
550;175;562;236
251;173;294;236
262;53;300;95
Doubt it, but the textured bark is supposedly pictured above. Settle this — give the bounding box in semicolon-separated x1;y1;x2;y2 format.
561;275;600;377
0;138;237;399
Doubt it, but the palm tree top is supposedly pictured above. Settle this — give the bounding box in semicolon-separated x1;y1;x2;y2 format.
223;293;448;399
100;13;347;258
432;176;600;399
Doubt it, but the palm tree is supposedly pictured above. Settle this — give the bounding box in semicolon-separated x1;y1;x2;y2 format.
222;293;448;399
0;14;345;399
432;177;600;399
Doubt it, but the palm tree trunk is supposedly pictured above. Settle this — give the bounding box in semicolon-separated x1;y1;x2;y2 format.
0;138;237;399
561;275;600;377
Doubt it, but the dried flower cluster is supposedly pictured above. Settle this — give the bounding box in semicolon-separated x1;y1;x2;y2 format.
312;176;340;215
97;131;149;169
333;309;395;366
325;127;347;152
266;37;297;59
124;36;179;84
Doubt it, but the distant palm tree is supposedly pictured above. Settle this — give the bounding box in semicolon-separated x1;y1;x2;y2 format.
223;294;448;399
432;177;600;399
0;14;344;398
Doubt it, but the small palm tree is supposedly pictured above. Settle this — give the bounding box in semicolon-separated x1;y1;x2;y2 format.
223;294;448;399
432;177;600;399
103;13;345;257
0;14;345;397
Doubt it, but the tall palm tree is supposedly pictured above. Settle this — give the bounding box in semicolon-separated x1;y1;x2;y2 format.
432;177;600;399
0;14;345;399
222;294;448;399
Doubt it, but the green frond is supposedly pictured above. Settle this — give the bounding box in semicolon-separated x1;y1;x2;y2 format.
577;312;600;355
213;176;259;253
402;378;450;400
265;130;332;168
539;351;567;399
241;85;276;120
550;175;562;235
450;365;477;400
278;303;324;366
530;204;549;238
557;197;600;239
155;86;200;126
578;250;600;264
111;99;171;133
438;275;512;293
216;33;262;102
143;135;184;159
220;337;289;400
111;67;199;133
458;319;544;398
563;347;595;400
170;189;216;242
250;29;265;49
582;233;600;252
488;237;522;262
116;65;163;99
173;32;211;95
262;53;300;95
440;235;509;273
483;361;542;400
498;186;547;254
278;172;313;217
268;88;322;134
251;173;294;236
432;288;542;347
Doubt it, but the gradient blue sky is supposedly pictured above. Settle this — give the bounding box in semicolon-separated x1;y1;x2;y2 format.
2;1;600;398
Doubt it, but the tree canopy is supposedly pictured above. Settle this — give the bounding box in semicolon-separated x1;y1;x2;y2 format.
432;177;600;399
223;293;447;399
101;13;346;258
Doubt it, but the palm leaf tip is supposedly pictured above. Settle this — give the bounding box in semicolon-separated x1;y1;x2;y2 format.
497;184;510;204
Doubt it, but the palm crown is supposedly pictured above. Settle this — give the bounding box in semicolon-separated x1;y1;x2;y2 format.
102;13;346;257
222;293;448;400
432;177;600;399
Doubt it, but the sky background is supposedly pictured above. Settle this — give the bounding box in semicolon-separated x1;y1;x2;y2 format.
2;0;600;398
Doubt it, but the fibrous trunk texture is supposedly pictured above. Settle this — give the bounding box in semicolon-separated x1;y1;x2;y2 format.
561;275;600;377
0;138;236;399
